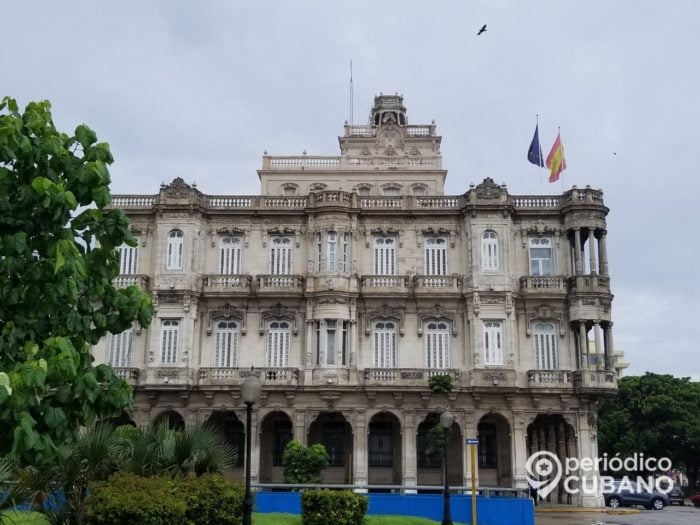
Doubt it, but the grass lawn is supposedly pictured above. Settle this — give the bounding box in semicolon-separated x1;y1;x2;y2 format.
253;514;467;525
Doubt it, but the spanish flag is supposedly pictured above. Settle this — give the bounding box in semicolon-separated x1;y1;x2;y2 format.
546;132;567;183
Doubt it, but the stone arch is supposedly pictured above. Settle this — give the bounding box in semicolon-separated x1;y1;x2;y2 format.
367;411;402;486
416;412;463;486
527;414;578;504
152;409;185;431
206;410;245;478
259;410;294;483
308;411;354;484
477;412;513;487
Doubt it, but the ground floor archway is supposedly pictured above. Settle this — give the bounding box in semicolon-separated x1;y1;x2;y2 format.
478;412;513;487
206;410;245;479
367;411;402;486
416;412;463;487
527;414;577;504
259;410;293;483
308;411;353;484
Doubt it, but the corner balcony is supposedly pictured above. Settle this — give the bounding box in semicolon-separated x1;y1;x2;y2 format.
114;275;150;290
573;369;617;390
255;274;305;294
198;367;300;387
567;275;611;293
203;274;252;295
363;368;460;387
413;274;462;295
143;367;195;387
519;276;567;296
113;367;140;386
360;275;410;296
469;368;517;388
527;370;573;388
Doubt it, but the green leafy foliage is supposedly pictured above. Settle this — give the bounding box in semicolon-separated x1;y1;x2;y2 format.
300;490;367;525
282;441;329;485
84;472;244;525
427;374;453;394
0;97;154;464
598;373;700;490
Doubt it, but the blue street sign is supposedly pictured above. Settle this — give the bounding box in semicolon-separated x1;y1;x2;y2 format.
466;438;479;445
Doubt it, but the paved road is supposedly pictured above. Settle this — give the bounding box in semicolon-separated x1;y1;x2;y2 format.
536;505;699;525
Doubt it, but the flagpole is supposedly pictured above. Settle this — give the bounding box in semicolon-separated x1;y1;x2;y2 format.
537;114;543;193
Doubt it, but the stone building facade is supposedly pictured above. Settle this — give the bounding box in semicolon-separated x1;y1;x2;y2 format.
97;95;617;506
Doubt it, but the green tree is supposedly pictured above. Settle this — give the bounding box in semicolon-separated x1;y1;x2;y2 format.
0;97;154;464
598;373;700;490
282;440;329;485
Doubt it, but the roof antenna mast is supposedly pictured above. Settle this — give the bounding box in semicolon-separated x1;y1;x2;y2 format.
349;60;354;127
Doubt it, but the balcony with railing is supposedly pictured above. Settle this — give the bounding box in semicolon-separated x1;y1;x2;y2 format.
203;274;252;294
114;275;150;290
469;368;517;388
573;369;617;390
363;368;460;387
519;276;567;295
413;274;461;295
527;370;573;388
343;124;437;137
113;367;140;386
311;368;351;385
198;367;300;387
143;367;195;387
360;275;410;295
567;275;611;293
256;274;305;293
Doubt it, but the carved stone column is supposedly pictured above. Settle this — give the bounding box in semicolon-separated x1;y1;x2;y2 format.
573;228;583;275
403;409;418;492
593;322;602;370
249;408;260;485
512;412;529;489
598;230;609;276
579;322;588;369
587;229;597;275
604;323;615;371
353;410;368;490
295;409;306;445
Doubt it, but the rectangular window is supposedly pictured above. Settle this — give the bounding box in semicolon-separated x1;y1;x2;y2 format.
534;322;558;369
373;320;398;368
166;230;184;270
321;421;345;467
327;232;337;272
425;321;450;369
267;321;290;367
160;319;180;364
218;237;242;274
118;244;138;275
424;237;447;275
109;328;133;367
214;321;239;368
341;320;349;366
483;321;504;366
341;232;349;273
529;237;553;276
270;236;293;275
478;424;498;468
373;237;396;275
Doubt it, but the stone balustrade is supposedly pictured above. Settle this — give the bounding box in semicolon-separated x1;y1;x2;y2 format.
198;367;300;386
413;274;461;293
343;124;436;137
312;368;351;385
572;369;617;389
363;368;460;387
519;275;567;293
567;275;611;293
203;274;252;293
360;275;410;291
143;367;195;387
114;275;150;290
113;367;140;385
469;368;517;388
256;274;304;291
527;369;573;387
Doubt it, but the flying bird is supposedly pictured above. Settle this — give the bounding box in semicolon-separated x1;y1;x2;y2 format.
477;24;487;35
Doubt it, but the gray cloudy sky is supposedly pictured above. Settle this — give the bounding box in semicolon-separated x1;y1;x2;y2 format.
3;1;698;379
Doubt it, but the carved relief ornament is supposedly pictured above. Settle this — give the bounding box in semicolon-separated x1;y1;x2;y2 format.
365;303;405;336
525;304;566;337
259;303;298;335
417;304;458;337
206;303;247;335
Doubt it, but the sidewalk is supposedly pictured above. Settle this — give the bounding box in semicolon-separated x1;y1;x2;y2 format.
535;503;639;515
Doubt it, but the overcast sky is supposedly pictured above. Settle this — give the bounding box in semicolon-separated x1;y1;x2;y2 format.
3;1;698;379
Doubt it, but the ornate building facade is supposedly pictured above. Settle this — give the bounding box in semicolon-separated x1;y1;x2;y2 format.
97;95;616;506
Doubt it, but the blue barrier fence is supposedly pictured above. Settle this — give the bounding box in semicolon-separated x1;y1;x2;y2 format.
256;491;535;525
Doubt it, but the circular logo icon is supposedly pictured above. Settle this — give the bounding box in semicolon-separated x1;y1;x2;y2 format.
526;451;562;499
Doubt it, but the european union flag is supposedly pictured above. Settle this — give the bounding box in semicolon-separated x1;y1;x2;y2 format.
528;124;545;167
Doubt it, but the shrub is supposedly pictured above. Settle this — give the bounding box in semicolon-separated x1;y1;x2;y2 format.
283;441;329;485
85;472;187;525
182;474;245;525
85;472;245;525
301;490;367;525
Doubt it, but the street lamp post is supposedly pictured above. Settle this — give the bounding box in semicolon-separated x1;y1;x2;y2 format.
440;410;454;525
241;372;262;525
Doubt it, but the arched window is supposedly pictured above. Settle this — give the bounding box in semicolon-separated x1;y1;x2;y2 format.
481;231;499;271
214;320;239;368
219;236;242;274
269;236;293;275
483;320;503;366
166;230;184;270
424;237;447;275
109;328;133;367
534;322;558;369
160;319;180;364
373;236;396;275
373;320;398;368
267;321;290;368
425;321;450;369
356;185;372;196
117;243;138;275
